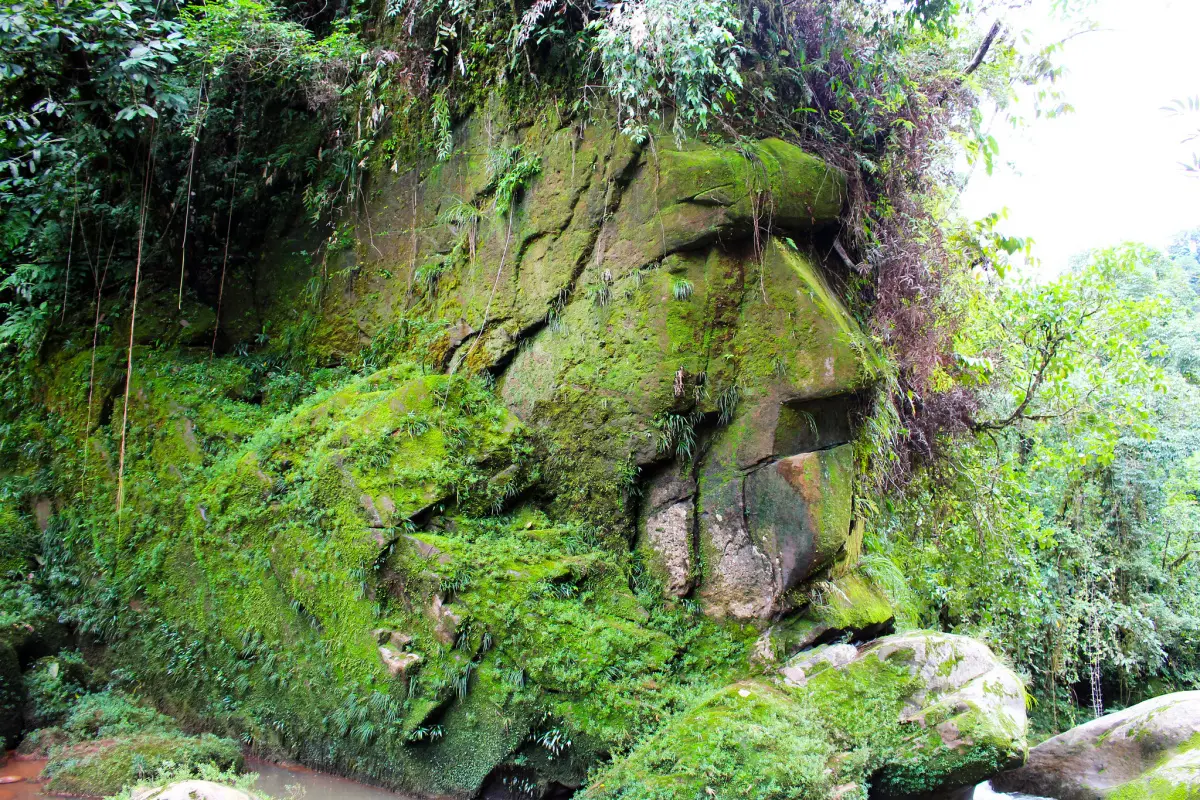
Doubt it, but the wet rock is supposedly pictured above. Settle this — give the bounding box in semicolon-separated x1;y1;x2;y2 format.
991;690;1200;800
379;646;422;678
132;780;255;800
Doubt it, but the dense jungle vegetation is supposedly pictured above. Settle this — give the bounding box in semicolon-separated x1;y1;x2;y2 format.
0;0;1197;795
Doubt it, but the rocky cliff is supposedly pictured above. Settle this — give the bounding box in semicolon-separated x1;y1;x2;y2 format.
4;104;1020;799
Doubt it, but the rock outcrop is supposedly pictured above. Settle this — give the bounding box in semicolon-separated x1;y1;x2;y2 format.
24;107;883;796
224;113;873;623
992;690;1200;799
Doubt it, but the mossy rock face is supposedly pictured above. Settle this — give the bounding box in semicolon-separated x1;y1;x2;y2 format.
42;732;243;797
25;103;880;794
229;102;868;539
28;342;755;796
993;691;1200;800
590;137;845;276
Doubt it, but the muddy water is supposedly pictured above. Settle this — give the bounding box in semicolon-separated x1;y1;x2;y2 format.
247;760;416;800
0;757;49;800
0;755;413;800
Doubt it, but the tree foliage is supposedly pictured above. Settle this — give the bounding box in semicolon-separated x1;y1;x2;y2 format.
870;233;1200;731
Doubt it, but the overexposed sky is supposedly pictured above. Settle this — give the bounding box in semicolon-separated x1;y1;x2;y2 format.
960;0;1200;274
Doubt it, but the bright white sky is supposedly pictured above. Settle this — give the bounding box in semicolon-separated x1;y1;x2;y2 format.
959;0;1200;274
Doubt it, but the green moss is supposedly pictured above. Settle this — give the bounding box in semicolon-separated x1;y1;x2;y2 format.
22;650;93;729
0;500;35;575
1110;772;1200;800
585;681;836;800
1108;735;1200;800
42;731;243;797
811;574;895;632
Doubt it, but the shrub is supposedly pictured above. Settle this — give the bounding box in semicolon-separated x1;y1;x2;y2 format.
43;732;243;797
22;650;93;729
593;0;743;141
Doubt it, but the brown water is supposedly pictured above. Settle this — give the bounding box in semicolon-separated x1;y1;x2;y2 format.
0;756;49;800
0;755;412;800
247;759;416;800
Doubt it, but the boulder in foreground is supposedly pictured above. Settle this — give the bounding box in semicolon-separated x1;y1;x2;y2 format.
586;631;1028;800
992;690;1200;800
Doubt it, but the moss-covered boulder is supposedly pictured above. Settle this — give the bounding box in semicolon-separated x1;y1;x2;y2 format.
584;680;838;800
993;691;1200;800
42;732;243;797
588;631;1026;800
848;632;1028;797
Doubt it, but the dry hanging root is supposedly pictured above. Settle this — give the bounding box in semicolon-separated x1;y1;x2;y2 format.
179;69;207;308
116;121;156;524
82;240;114;496
211;127;242;356
60;168;79;323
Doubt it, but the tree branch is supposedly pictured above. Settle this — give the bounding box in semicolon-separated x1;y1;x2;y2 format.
962;20;1003;79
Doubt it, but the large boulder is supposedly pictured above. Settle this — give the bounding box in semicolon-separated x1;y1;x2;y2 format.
851;632;1028;797
588;631;1027;800
992;691;1200;800
698;439;857;620
792;631;1027;798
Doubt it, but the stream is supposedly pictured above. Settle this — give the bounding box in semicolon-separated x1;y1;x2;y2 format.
0;755;413;800
967;782;1053;800
3;753;1054;800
